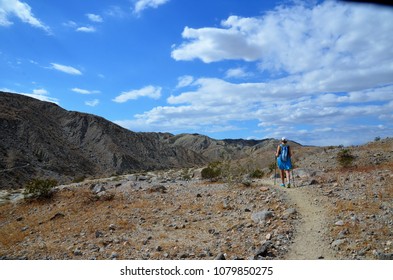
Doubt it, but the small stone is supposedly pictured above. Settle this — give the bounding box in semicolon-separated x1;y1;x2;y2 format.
73;249;83;256
266;233;272;240
283;208;297;219
331;239;346;248
21;226;29;232
335;220;344;226
215;253;226;260
254;241;273;259
110;252;119;259
109;224;116;230
92;185;106;194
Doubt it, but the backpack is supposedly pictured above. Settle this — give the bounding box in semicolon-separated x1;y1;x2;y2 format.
280;144;289;162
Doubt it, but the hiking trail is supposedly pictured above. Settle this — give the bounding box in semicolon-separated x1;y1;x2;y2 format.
262;179;337;259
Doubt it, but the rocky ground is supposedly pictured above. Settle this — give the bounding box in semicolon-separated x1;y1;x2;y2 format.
0;172;296;260
0;138;392;260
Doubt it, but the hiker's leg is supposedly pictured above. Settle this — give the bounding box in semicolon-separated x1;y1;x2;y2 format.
280;169;285;184
285;170;291;184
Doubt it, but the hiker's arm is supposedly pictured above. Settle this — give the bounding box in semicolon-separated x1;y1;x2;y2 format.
275;146;280;158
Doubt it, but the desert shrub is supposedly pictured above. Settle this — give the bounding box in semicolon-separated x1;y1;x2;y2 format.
201;161;222;180
181;168;192;181
337;149;355;168
250;168;265;178
24;178;58;199
268;162;276;173
72;176;86;183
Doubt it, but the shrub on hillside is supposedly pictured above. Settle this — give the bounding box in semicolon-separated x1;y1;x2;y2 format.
201;161;222;180
24;178;58;199
337;149;355;168
250;168;265;179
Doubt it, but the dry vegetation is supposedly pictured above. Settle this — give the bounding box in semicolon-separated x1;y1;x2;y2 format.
0;178;294;260
1;137;392;260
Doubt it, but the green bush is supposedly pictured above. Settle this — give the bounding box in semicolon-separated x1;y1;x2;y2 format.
24;179;58;199
250;168;265;178
337;149;355;168
201;161;222;180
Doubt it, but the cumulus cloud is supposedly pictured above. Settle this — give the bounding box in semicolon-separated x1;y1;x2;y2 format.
172;1;393;87
0;0;50;32
50;63;82;75
133;0;170;15
117;1;393;145
112;85;162;103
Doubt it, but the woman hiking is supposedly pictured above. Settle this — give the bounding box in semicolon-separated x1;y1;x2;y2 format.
275;137;293;188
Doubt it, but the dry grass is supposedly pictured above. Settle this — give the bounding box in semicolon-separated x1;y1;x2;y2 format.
327;165;393;258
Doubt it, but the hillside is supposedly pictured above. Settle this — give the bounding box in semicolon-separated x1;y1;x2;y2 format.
0;92;207;189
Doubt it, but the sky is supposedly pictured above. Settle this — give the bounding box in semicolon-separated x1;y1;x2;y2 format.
1;0;393;146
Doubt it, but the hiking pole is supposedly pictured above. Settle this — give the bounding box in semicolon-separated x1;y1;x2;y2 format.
274;155;277;185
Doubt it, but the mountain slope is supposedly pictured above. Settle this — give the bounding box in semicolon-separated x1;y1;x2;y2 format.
0;92;206;189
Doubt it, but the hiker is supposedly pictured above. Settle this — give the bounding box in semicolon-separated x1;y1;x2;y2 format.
275;137;293;187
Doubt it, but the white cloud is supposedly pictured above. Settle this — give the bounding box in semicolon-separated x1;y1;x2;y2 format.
6;88;59;104
113;85;162;103
0;0;50;32
176;75;194;88
71;88;100;94
32;88;47;95
105;6;126;18
86;13;103;23
116;2;393;145
63;20;77;28
50;63;82;75
133;0;170;15
85;99;100;107
225;67;252;79
76;26;96;33
172;2;393;88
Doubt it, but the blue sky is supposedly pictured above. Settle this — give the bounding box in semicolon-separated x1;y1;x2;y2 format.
1;0;392;146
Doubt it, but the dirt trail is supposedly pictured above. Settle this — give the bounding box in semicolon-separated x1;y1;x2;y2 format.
282;186;337;260
263;179;337;259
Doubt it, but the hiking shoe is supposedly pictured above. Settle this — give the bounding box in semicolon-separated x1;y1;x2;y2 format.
287;183;291;188
280;184;285;187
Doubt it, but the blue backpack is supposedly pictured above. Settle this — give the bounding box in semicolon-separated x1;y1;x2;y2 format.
280;144;289;162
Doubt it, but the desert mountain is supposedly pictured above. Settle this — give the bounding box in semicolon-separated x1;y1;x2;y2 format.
0;91;305;189
0;92;207;189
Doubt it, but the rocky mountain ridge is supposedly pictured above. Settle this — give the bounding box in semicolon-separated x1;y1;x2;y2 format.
0;92;208;189
1;91;305;189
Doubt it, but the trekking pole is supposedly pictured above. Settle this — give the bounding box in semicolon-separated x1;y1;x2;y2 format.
274;155;277;185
